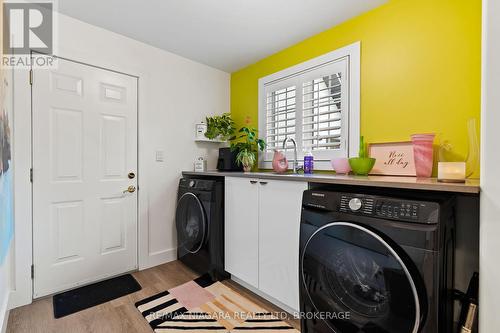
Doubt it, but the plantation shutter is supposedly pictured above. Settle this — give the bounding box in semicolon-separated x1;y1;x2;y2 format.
302;73;343;151
265;85;296;152
260;56;350;162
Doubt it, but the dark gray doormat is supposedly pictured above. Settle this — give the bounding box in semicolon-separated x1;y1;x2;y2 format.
53;274;141;318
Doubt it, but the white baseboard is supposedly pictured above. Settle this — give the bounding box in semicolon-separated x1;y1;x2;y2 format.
139;247;177;270
231;276;298;315
0;292;11;333
0;310;9;333
8;288;32;310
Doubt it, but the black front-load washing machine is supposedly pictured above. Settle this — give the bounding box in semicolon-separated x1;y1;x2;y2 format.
176;177;227;280
299;187;455;333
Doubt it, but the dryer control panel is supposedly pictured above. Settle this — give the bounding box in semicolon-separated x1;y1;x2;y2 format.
339;194;440;224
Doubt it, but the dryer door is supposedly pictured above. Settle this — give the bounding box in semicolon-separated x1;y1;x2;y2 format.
301;222;424;333
176;192;207;254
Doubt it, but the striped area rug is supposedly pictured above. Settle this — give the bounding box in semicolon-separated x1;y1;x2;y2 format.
135;275;299;332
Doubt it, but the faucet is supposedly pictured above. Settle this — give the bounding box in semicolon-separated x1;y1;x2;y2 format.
282;137;303;174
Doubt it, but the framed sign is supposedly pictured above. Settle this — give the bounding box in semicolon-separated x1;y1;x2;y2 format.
368;141;416;176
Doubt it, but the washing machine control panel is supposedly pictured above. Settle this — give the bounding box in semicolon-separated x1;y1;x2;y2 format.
340;194;439;223
348;198;363;211
340;195;375;215
374;200;420;220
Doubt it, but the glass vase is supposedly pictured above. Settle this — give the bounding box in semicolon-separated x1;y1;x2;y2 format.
411;134;436;178
465;118;480;178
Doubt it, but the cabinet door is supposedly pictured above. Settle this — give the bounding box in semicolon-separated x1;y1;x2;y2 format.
258;180;307;311
225;177;260;287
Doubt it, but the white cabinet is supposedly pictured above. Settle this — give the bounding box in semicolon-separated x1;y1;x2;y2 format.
224;176;307;312
259;180;307;311
225;177;260;287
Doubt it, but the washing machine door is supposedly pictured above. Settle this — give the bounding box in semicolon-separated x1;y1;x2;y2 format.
176;192;207;254
301;222;423;333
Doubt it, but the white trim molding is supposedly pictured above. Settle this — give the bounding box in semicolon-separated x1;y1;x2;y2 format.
10;68;33;309
258;42;361;170
480;0;500;332
231;276;296;316
0;306;9;333
0;283;11;333
0;247;13;333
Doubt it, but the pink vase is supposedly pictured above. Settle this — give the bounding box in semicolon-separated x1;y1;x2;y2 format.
272;150;288;173
411;134;435;178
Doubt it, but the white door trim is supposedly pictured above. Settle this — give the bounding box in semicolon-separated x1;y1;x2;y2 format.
480;0;500;331
10;53;146;308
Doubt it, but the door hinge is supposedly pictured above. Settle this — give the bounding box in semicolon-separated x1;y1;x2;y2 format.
29;69;33;85
30;168;33;183
31;265;34;279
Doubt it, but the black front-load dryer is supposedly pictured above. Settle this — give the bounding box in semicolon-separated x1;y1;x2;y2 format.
299;187;455;333
176;177;227;280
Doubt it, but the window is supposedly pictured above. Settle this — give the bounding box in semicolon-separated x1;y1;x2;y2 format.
258;42;360;169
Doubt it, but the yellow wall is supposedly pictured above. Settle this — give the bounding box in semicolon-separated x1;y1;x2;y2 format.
230;0;481;176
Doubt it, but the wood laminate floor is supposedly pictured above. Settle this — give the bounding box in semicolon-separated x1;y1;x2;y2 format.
7;261;300;333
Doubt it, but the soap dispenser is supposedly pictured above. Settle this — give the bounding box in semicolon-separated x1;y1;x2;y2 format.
304;150;314;174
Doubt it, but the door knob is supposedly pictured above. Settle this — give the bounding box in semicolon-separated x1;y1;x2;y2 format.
123;185;136;193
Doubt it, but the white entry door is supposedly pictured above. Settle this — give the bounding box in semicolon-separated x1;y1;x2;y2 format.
32;58;138;298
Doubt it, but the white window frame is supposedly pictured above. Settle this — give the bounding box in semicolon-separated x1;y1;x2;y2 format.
258;42;360;170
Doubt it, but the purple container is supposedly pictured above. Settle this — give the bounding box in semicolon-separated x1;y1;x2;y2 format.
304;152;314;174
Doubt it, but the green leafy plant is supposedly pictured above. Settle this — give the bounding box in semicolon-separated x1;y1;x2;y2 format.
358;136;367;158
230;127;266;171
204;113;235;141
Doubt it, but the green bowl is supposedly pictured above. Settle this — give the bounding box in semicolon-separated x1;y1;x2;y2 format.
348;157;376;176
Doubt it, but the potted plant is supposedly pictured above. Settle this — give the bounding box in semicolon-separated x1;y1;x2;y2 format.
204;113;235;141
348;136;376;176
230;127;266;172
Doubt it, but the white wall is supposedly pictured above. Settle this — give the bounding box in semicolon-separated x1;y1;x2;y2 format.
480;0;500;331
10;13;230;307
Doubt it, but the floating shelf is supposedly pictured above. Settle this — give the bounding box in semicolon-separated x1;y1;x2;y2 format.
195;138;226;143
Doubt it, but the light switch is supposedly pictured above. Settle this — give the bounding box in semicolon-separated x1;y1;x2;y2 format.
155;150;164;162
